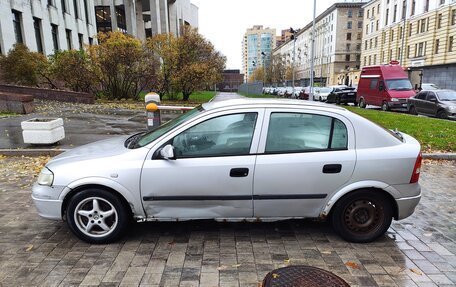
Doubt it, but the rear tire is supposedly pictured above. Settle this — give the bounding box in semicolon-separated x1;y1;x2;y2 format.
359;98;366;108
335;96;341;105
409;106;418;115
331;190;393;243
381;101;389;111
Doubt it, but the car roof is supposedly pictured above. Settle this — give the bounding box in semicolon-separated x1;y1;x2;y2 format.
203;98;347;111
422;89;453;93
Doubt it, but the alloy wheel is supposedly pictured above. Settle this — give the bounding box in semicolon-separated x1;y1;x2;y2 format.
74;197;118;238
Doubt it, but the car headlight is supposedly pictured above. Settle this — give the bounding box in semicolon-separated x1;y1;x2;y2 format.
37;167;54;186
449;106;456;111
391;98;399;102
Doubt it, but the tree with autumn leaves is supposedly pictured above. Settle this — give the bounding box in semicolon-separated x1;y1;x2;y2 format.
147;26;225;101
0;28;225;101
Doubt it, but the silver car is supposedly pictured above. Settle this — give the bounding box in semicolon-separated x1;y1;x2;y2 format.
32;99;422;244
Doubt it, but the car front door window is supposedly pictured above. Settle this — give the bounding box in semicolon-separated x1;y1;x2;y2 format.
172;113;258;158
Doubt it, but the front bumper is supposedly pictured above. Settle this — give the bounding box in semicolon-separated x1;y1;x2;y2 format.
32;183;65;220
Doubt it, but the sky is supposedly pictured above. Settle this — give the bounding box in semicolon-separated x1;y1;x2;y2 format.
192;0;348;70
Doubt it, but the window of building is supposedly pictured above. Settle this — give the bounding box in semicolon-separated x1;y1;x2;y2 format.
368;55;371;65
382;51;385;62
84;0;90;23
435;39;440;54
346;54;350;61
376;20;379;31
61;0;67;13
78;33;83;49
366;24;369;35
407;45;410;58
347;21;352;29
420;19;426;33
438;14;442;29
116;5;127;32
411;0;416;16
372;7;375;15
390;30;394;41
393;5;397;22
33;18;43;54
89;37;93;45
409;23;413;36
51;24;59;51
418;42;424;56
265;113;347;153
66;29;72;49
48;0;54;6
358;9;363;17
365;40;368;50
348;9;352;18
356;54;361;62
363;56;366;66
402;0;406;19
425;0;430;12
73;0;79;19
440;0;445;5
385;8;389;26
452;9;456;25
449;36;454;52
397;47;401;59
399;26;403;40
373;54;377;64
358;21;362;29
357;32;362;40
356;43;361;51
367;9;370;19
375;37;378;47
346;43;351;51
370;39;373;49
346;33;351;40
12;10;24;45
377;4;380;14
95;6;112;33
389;49;392;60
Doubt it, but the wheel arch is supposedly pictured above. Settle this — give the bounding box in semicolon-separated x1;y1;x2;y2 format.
321;183;399;220
60;179;145;220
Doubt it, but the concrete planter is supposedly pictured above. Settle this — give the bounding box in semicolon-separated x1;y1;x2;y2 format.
21;118;65;144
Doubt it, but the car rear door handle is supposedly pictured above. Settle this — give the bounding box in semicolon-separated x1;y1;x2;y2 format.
230;168;249;177
322;164;342;174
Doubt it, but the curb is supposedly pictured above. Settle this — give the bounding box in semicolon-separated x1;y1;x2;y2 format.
1;149;456;160
0;149;67;157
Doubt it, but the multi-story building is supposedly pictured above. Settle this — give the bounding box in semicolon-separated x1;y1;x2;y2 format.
242;25;276;82
273;1;367;87
361;0;456;89
0;0;198;56
0;0;98;56
276;29;295;47
94;0;198;40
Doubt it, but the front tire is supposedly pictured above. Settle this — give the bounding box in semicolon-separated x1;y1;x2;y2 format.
66;189;129;244
359;98;366;108
381;101;389;111
331;190;393;243
437;110;447;119
409;106;418;115
335;96;341;105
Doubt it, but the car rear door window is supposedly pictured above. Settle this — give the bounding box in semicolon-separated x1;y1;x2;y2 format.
265;113;348;153
415;92;427;100
172;113;257;158
426;92;437;101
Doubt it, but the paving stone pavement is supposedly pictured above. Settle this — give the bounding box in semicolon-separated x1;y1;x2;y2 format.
0;157;455;287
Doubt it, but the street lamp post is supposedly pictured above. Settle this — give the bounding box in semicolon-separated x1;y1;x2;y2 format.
261;51;266;86
290;27;297;98
310;0;317;97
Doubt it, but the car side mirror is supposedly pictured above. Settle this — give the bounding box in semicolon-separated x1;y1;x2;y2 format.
159;144;176;160
379;85;384;91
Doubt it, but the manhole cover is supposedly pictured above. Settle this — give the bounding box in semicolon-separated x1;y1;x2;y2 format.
262;265;350;287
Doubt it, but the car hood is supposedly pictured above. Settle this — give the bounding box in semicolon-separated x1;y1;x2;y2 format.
47;136;130;168
388;90;416;98
442;101;456;107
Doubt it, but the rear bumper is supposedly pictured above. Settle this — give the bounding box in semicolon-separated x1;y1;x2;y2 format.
395;193;421;220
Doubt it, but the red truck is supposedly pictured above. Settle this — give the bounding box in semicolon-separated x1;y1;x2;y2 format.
357;62;416;111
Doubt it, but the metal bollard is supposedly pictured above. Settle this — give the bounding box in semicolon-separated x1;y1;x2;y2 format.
145;92;161;130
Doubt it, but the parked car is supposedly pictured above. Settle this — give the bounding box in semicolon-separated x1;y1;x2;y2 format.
357;63;415;111
298;86;311;100
33;99;422;244
419;83;439;91
313;87;332;102
291;87;304;99
276;87;287;97
284;87;295;98
408;89;456;120
326;86;357;105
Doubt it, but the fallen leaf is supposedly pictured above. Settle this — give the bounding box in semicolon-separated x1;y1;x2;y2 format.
272;273;280;279
410;268;423;275
25;245;33;252
283;259;290;263
345;261;361;269
232;264;242;268
217;265;228;271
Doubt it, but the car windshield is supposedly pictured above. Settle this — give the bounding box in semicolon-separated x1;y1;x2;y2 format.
437;91;456;101
422;84;439;90
385;79;413;91
134;105;205;148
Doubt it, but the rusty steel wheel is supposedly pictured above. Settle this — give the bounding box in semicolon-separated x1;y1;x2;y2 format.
332;190;393;243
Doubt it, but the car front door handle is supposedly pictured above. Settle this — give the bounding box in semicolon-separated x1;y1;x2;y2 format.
322;164;342;174
230;168;249;177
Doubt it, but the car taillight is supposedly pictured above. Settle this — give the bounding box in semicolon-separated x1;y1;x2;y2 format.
410;152;422;183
